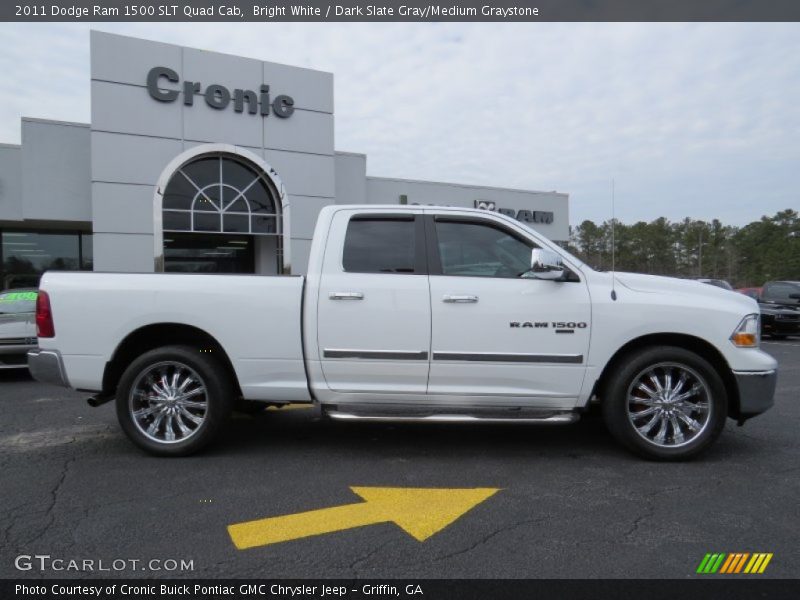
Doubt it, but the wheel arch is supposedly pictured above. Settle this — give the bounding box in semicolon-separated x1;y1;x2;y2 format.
592;333;741;419
102;323;241;399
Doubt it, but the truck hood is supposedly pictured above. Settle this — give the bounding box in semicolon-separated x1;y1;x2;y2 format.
613;272;758;313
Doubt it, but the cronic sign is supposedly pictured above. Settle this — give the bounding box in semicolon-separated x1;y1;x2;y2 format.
146;66;295;118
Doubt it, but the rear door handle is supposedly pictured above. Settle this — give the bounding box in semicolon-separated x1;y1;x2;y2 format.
329;292;364;300
443;295;478;303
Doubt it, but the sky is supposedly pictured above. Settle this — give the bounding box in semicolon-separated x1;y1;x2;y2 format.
0;22;798;227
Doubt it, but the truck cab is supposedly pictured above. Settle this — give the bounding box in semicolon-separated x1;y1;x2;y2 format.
307;207;590;406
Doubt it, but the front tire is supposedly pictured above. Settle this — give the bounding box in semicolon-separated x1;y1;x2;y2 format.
116;345;234;456
602;346;727;460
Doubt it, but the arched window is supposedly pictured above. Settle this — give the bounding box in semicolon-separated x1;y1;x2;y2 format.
162;154;279;235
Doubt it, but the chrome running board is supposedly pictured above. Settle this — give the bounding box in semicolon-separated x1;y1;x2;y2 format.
325;410;579;425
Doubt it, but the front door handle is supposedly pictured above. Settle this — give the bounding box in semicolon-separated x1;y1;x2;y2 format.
329;292;364;300
443;295;478;303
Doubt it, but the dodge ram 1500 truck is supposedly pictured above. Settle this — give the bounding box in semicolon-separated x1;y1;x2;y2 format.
28;205;778;460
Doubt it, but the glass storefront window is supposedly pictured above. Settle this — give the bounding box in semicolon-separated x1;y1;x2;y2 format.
81;234;93;271
164;233;255;273
0;231;92;290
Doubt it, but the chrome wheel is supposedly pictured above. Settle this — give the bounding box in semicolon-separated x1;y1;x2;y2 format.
626;362;712;448
128;361;209;444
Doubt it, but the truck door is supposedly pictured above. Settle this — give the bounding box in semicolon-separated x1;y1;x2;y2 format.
426;215;591;404
316;212;431;393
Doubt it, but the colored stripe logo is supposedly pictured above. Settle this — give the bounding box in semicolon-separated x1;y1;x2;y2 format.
696;552;773;574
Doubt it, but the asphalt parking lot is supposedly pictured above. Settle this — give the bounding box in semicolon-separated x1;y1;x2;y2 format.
1;340;798;580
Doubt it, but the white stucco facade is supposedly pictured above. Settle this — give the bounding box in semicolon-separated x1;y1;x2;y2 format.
0;31;568;285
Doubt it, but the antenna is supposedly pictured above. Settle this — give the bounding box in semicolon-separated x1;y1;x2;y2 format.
611;179;617;301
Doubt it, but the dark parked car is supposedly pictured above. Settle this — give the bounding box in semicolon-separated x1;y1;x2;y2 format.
761;281;800;309
732;282;800;339
0;288;38;369
759;302;800;339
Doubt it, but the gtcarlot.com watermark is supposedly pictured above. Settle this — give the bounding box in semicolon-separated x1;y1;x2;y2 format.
14;554;194;573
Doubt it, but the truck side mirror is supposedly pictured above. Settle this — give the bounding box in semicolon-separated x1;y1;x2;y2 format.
529;248;564;280
790;293;800;300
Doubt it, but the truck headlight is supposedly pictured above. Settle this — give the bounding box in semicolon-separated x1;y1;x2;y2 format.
730;314;760;348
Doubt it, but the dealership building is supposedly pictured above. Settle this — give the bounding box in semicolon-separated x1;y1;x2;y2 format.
0;31;569;289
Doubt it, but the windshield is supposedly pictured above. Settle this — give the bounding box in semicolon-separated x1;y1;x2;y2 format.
0;290;37;314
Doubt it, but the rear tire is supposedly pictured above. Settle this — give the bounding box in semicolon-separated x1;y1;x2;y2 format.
602;346;727;461
116;345;234;456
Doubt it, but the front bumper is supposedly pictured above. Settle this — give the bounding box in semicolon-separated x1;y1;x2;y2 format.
733;369;777;419
763;319;800;336
27;349;70;387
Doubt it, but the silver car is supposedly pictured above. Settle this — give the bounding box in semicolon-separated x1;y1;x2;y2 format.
0;289;38;369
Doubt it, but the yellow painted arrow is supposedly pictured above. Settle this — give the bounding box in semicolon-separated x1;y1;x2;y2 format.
227;486;500;550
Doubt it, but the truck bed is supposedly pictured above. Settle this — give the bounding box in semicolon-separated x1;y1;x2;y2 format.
38;272;310;402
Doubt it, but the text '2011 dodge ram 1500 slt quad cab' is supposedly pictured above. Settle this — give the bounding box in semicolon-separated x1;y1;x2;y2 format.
28;205;777;460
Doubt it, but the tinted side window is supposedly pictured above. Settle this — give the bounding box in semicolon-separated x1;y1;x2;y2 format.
435;221;535;278
343;218;417;274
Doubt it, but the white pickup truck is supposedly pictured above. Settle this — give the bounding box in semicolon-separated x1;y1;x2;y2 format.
28;205;777;460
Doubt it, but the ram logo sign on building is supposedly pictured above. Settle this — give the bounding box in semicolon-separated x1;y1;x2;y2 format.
474;200;554;224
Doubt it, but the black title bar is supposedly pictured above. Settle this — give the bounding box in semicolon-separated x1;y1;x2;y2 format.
4;0;800;22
